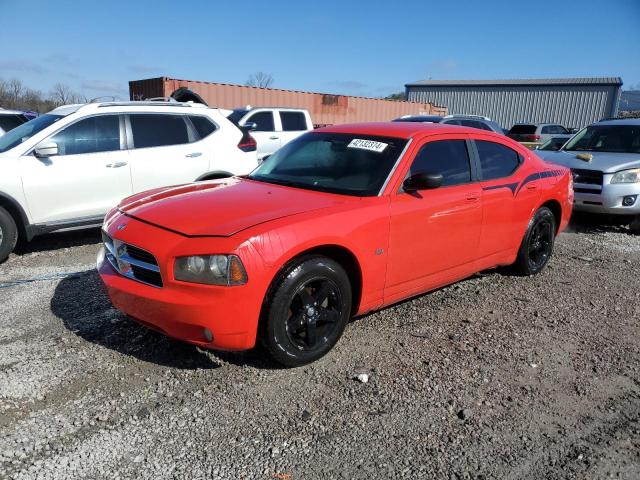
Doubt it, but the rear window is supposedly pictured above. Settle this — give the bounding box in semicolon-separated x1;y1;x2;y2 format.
476;140;521;180
280;111;307;131
0;114;28;133
130;114;190;148
509;125;536;134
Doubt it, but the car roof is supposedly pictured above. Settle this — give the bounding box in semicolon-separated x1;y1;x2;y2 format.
49;101;216;117
0;109;27;115
315;122;495;139
597;118;640;126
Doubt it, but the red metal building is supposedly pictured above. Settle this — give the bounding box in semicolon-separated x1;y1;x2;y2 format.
129;77;446;127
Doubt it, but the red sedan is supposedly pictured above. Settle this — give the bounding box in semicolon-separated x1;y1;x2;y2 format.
98;122;572;366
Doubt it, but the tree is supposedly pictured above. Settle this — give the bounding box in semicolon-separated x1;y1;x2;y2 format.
0;77;84;112
49;83;86;106
246;72;274;88
383;91;406;101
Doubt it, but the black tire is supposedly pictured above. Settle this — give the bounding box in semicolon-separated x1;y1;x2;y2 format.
630;216;640;235
0;206;18;264
263;256;352;367
511;207;556;276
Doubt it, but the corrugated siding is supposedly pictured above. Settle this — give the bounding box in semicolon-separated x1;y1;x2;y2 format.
129;77;447;126
406;85;621;129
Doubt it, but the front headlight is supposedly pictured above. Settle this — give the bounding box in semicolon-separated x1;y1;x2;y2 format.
611;168;640;184
174;254;248;286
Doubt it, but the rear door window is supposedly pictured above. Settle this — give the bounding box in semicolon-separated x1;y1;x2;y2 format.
130;114;190;148
189;115;217;139
280;111;308;131
409;140;472;187
50;115;121;155
246;111;275;132
476;140;521;180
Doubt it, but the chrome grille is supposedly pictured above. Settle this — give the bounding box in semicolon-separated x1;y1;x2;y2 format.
102;231;163;288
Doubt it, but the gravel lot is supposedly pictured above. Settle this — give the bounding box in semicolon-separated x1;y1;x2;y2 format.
1;216;639;479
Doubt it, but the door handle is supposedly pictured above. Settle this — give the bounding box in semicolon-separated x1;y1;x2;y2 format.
269;136;279;140
185;152;202;158
466;193;480;201
105;161;128;168
527;184;537;191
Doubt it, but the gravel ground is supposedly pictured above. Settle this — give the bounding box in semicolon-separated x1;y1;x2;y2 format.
1;216;639;480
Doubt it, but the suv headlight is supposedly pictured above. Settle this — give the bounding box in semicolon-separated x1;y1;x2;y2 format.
174;254;248;285
611;168;640;184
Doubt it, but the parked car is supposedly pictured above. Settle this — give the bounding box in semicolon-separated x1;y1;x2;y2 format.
508;123;573;147
537;118;640;233
98;122;572;366
227;107;313;161
0;100;259;262
0;109;29;136
393;114;504;134
537;137;570;151
440;114;504;134
392;114;443;123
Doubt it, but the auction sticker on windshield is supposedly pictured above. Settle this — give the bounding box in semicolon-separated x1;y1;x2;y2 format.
347;139;388;153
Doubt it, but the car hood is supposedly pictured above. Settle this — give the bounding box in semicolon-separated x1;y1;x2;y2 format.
536;150;640;173
118;178;351;237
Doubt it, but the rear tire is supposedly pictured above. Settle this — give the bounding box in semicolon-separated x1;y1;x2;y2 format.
511;207;556;276
0;207;18;264
262;256;352;367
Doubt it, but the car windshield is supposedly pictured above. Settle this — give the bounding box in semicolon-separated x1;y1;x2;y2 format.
226;109;249;125
248;132;408;196
563;124;640;153
0;114;65;153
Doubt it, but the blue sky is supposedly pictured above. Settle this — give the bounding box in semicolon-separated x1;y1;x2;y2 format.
1;0;639;100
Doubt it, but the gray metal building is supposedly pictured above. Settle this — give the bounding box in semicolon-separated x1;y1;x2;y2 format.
405;78;623;129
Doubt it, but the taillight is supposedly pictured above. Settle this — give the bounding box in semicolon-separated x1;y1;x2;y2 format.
238;132;257;152
525;134;541;141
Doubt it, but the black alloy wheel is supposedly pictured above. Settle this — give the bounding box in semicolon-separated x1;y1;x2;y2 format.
512;207;556;276
263;256;352;367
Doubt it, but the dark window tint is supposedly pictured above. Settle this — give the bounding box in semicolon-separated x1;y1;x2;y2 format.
246;111;274;131
130;114;189;148
227;109;248;125
189;115;217;139
0;114;28;133
51;115;120;155
509;124;536;134
410;140;472;187
476;140;521;180
280;111;307;131
553;125;568;134
541;126;553;134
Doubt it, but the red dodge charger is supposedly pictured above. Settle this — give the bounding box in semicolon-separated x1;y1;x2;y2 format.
98;122;573;366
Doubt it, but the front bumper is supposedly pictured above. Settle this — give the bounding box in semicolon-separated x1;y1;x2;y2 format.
97;214;267;351
573;178;640;215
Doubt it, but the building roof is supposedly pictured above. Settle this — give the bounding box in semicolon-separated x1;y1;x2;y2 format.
405;77;623;88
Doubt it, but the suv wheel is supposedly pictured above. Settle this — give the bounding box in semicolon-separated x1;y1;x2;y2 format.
262;256;352;367
0;206;18;263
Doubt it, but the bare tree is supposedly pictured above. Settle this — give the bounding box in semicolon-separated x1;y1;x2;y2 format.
246;72;274;88
49;83;80;106
0;77;84;112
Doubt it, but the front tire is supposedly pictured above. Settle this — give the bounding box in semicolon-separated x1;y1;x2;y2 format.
512;207;556;276
263;256;352;367
0;207;18;264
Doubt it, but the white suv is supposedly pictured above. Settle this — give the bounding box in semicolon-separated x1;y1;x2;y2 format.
0;100;258;262
226;107;313;160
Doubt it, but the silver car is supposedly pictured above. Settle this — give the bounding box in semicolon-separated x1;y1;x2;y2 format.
537;118;640;233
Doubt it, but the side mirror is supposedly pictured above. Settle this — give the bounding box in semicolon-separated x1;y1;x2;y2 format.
241;122;258;131
403;171;443;191
34;141;59;158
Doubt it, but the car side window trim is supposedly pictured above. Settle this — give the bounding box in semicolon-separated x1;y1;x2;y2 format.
185;115;219;142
